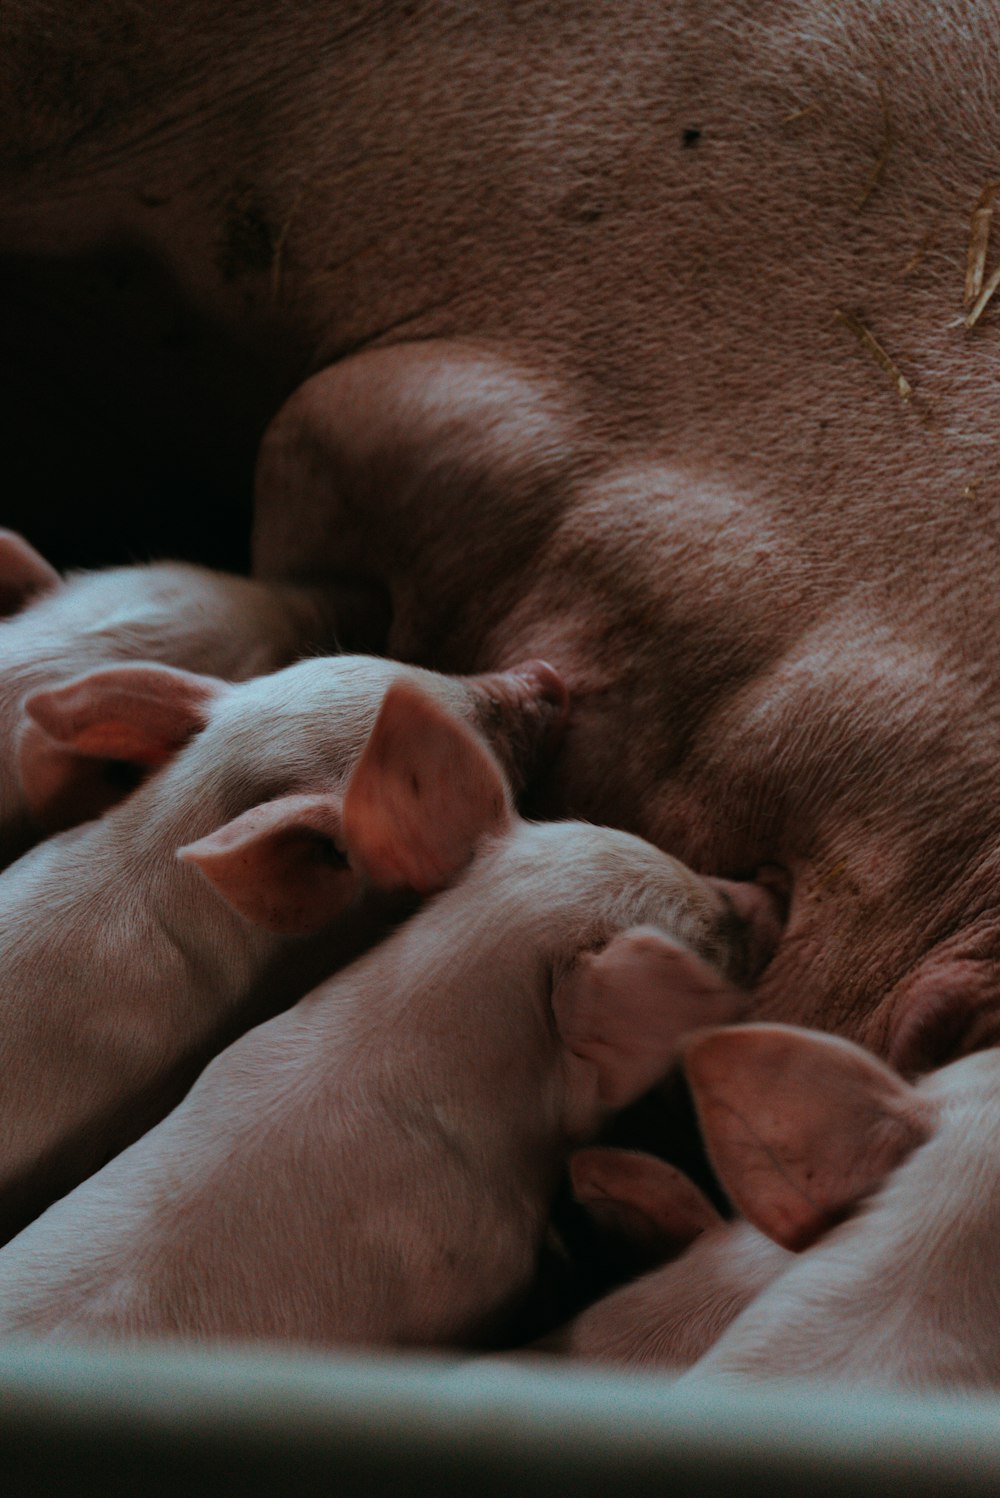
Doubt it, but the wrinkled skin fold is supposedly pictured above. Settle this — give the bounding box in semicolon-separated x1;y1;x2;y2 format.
3;1;1000;1061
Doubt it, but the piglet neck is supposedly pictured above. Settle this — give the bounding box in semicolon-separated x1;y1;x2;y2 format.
90;775;287;1020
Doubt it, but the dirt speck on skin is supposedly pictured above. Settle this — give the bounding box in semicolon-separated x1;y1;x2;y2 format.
217;185;276;283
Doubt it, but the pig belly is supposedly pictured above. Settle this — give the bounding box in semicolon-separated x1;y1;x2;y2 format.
4;4;1000;1052
493;503;1000;1055
1;2;997;571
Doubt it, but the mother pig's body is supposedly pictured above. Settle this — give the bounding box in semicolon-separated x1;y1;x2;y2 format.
2;1;999;1055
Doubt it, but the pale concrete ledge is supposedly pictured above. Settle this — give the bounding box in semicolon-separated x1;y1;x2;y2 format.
2;1339;999;1496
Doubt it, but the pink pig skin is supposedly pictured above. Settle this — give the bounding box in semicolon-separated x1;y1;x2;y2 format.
0;814;776;1349
253;341;1000;1074
545;1028;1000;1390
0;530;381;865
671;1025;1000;1392
546;1218;791;1371
4;4;1000;1060
0;652;565;1246
523;1147;789;1370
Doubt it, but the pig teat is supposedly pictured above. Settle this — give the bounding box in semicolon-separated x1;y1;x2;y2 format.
463;657;570;793
479;658;568;718
883;942;1000;1079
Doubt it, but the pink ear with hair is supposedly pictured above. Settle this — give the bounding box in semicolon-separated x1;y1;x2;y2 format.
18;663;221;828
341;678;513;893
571;1147;723;1269
684;1024;936;1251
553;926;746;1138
0;530;61;617
179;792;356;935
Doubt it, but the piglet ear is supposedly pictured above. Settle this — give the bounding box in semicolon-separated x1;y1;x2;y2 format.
554;926;746;1137
178;792;356;936
571;1147;722;1272
24;663;219;763
684;1024;936;1252
341;679;513;893
0;530;61;617
19;663;221;829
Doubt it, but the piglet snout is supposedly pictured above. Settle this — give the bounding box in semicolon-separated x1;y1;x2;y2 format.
708;870;786;981
466;658;569;792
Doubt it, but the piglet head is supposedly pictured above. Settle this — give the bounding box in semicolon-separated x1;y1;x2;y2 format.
178;678;515;935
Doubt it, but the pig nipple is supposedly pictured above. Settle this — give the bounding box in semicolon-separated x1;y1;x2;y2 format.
507;658;571;723
753;863;792;920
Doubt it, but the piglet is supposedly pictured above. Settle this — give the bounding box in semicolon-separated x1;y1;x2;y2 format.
0;528;376;863
674;1025;1000;1392
0;718;780;1349
539;1148;791;1368
0;651;564;1243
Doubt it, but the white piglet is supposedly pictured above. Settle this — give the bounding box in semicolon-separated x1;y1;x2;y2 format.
562;1030;1000;1390
0;528;373;862
0;721;781;1349
676;1025;1000;1392
541;1148;791;1369
555;1025;1000;1392
0;651;564;1243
